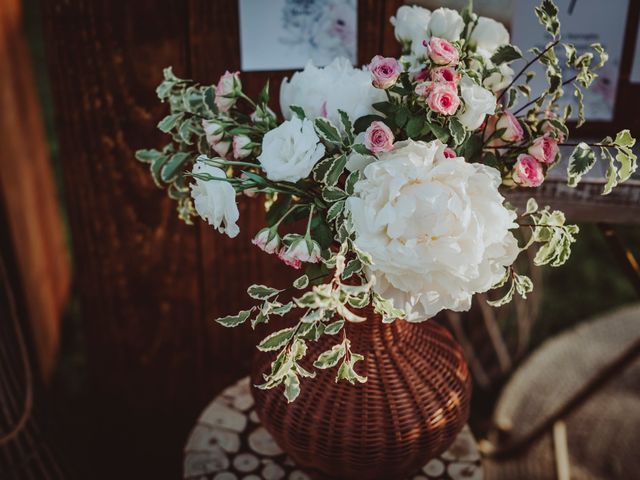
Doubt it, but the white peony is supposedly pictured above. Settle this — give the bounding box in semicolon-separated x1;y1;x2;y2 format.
280;57;386;126
257;116;325;183
428;8;464;41
470;16;510;56
391;5;431;55
456;75;496;130
347;139;519;321
191;160;240;238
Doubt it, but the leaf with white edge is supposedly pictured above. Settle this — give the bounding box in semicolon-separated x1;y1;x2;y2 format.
353;246;373;266
161;152;191;183
614;129;635;148
487;276;515;307
157;113;183;132
314;343;347;369
574;87;585;127
490;268;511;290
324;319;345;335
327;200;345;223
270;302;295;316
567;142;595;187
491;44;522;65
257;327;296;351
301;308;324;323
336;353;367;384
352;143;374;156
338;109;354;144
448;117;466;146
322;187;348;203
216;309;252;327
315;118;342;145
345;170;361;195
248;284;282;300
283;371;300;403
535;0;560;38
293;275;309;290
135;148;163;164
324;154;348;186
525;198;539;215
342;258;362;280
514;273;534;299
289;105;306;120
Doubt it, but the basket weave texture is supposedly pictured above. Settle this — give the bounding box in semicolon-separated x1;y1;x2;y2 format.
251;312;472;480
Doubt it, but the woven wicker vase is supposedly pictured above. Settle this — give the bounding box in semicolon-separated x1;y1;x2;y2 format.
251;311;472;480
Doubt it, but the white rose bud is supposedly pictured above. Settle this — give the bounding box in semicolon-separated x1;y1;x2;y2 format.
215;71;241;112
232;134;252;159
428;8;464;41
278;236;322;269
251;228;280;254
391;5;431;47
202;119;224;146
456;75;496;130
470;17;510;56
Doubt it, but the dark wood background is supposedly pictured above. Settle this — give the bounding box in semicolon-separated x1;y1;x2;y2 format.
39;1;400;478
37;0;640;478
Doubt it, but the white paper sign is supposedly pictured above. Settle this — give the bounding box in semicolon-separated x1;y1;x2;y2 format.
239;0;357;72
511;0;630;121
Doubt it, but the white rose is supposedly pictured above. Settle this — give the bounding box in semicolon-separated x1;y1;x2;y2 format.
258;116;325;182
428;8;464;41
391;5;431;55
346;139;519;321
280;57;386;126
470;16;510;55
456;75;496;130
191;160;239;238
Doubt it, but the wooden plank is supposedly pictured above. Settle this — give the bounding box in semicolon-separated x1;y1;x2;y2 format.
41;1;204;477
0;0;70;380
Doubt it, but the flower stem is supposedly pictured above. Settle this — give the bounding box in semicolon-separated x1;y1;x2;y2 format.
514;75;578;116
274;204;303;228
305;205;315;237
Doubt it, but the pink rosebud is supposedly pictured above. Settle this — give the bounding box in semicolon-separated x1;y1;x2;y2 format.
427;82;460;116
232;134;252;159
414;68;430;83
364;121;394;153
202;119;224;146
241;172;258;197
431;66;461;84
443;147;457;158
369;55;401;89
212;140;231;158
528;135;559;165
251;228;280;254
215;71;241;112
513;154;544;187
496;111;524;142
426;37;460;66
415;81;434;98
540;120;566;143
278;238;321;269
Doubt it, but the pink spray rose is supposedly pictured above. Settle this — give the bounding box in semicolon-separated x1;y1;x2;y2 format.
443;147;457;158
232;134;252;159
528;135;559;165
278;238;322;269
427;82;460;116
364;121;395;153
415;81;434;98
513;154;544;187
251;228;280;254
426;37;460;66
215;71;241;112
414;68;430;82
430;66;461;84
496;111;524;142
369;55;401;89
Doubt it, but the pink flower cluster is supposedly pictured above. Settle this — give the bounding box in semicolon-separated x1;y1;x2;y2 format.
413;39;462;116
252;230;322;269
512;135;559;187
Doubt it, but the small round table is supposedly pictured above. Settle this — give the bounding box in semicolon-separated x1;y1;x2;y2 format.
184;378;483;480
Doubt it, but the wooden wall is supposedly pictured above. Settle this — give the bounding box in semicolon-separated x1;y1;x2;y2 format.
40;1;398;478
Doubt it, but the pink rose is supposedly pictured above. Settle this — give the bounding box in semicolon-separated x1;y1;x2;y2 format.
212;140;231;158
540;119;566;143
364;121;394;153
215;71;241;112
496;111;524;142
278;238;321;269
513;154;544;187
414;68;430;83
415;81;434;98
431;66;460;84
426;37;460;66
232;134;252;159
528;135;559;165
369;55;401;89
251;228;280;254
443;147;457;158
427;82;460;116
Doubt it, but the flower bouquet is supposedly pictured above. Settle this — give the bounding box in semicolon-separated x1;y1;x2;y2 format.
137;0;636;476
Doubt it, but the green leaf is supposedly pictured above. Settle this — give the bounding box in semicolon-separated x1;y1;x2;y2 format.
535;0;560;38
258;80;270;105
353;114;386;134
283;371;300;403
406;116;425;139
257;327;296;352
157;113;183;133
324;319;345;335
574;87;585;128
342;258;362;280
345;170;361;195
394;107;409;128
313;343;346;369
491;44;523;65
352;144;374;156
430;124;450;143
293;275;309;290
135;148;163;164
160;152;191;183
487;277;515;307
203;86;217;113
322;187;348;203
448;117;466;146
216;309;252;327
514;273;534;299
150;154;170;187
315;118;342;145
270;302;294;316
567;142;595;187
247;284;282;300
525;198;539;215
336;353;367;384
327;200;345;223
338;109;354;144
289;105;306;120
324;154;348;186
